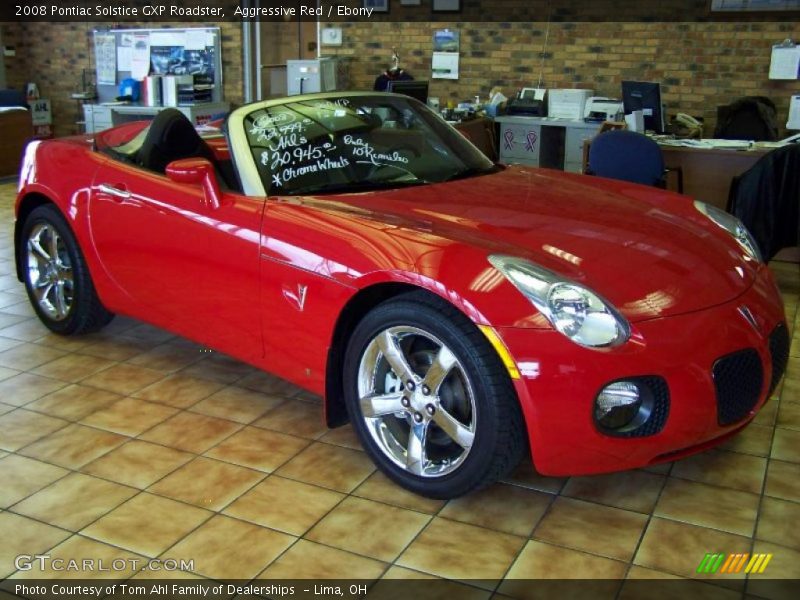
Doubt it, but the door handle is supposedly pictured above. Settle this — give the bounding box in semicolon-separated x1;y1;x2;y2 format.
97;183;131;199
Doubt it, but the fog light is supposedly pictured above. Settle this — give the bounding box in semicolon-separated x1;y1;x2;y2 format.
595;381;641;430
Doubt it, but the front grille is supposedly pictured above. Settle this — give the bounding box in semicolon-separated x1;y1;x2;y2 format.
714;349;763;426
768;323;790;397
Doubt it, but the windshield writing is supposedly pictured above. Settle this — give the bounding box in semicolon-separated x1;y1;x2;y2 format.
243;95;493;196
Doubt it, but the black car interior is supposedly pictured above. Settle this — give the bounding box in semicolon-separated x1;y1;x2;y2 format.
102;108;242;193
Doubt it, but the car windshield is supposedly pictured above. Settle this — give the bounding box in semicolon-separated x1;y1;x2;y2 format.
242;94;498;196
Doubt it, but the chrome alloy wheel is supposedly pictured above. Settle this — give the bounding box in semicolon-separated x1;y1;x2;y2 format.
26;223;74;321
357;326;477;477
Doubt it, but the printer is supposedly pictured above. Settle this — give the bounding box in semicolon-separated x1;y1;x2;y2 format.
584;97;624;122
505;88;547;117
506;98;546;116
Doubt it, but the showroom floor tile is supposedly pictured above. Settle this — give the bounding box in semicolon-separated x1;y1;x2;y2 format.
258;538;386;580
11;472;138;531
167;514;295;580
8;534;145;580
1;181;800;592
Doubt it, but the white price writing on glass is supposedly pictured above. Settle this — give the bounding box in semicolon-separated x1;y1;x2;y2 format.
262;141;336;171
312;98;352;111
267;133;309;153
270;155;351;188
343;135;410;165
250;114;311;142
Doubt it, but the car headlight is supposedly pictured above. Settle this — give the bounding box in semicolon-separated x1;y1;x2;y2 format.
694;201;762;263
488;255;630;348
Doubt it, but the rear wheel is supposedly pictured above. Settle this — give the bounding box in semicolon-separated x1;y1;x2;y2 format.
343;291;525;498
21;205;114;335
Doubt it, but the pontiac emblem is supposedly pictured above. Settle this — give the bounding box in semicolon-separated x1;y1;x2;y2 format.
737;305;758;331
283;283;308;311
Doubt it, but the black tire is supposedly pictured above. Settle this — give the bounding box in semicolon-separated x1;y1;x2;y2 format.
20;204;114;335
343;290;525;499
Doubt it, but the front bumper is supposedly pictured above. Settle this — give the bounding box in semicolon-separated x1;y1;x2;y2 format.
498;266;787;476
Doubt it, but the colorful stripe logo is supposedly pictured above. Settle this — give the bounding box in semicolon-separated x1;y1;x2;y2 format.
697;553;772;574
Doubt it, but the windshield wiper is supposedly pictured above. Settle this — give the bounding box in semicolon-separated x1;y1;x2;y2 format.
285;179;429;196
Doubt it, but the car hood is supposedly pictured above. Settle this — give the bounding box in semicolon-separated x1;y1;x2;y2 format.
292;166;760;323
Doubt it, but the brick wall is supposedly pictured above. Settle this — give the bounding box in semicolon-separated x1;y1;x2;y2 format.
322;20;800;135
2;19;800;137
0;21;244;137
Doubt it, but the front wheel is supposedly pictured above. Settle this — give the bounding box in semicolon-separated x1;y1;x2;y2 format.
343;291;525;499
20;205;114;335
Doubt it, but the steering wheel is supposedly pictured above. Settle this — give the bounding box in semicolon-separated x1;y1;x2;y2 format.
361;160;418;182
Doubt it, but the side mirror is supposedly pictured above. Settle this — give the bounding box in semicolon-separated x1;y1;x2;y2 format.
165;158;221;209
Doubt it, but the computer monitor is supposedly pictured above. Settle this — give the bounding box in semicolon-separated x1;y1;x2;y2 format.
622;81;665;134
386;80;429;104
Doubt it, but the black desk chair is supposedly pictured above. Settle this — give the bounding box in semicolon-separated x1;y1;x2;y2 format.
715;96;779;142
729;143;800;261
587;130;669;188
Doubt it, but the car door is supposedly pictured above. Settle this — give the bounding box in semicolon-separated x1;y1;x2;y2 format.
89;157;265;360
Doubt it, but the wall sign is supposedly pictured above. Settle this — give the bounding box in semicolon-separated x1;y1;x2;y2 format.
433;0;461;11
432;29;459;80
711;0;800;11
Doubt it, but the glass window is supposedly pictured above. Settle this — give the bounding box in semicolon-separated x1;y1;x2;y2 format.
242;94;497;196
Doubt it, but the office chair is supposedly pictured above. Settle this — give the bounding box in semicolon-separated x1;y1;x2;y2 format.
728;143;800;261
714;96;779;142
586;130;667;187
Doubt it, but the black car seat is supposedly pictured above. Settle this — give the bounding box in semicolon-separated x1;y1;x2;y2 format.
136;108;242;192
137;108;217;174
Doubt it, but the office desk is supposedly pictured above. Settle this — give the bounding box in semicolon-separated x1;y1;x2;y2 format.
0;108;33;178
495;116;601;173
83;102;230;133
659;145;769;210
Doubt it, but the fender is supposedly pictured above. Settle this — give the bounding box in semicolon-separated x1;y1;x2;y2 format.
15;146;128;313
352;269;492;327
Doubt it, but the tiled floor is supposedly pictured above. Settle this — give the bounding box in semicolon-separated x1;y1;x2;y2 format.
0;181;799;595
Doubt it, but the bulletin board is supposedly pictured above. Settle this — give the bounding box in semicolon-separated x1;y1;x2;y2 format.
92;27;223;103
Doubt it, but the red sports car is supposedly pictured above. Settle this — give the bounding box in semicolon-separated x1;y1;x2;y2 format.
14;92;788;498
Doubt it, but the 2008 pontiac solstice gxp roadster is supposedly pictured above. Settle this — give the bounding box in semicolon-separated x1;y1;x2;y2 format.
14;92;788;498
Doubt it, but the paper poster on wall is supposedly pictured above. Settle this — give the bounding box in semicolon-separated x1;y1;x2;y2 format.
150;45;216;84
130;33;151;79
94;33;116;85
769;43;800;80
788;95;800;130
117;47;132;71
432;52;459;79
150;47;184;74
185;30;209;51
116;33;134;72
432;29;459;80
30;99;52;126
433;29;459;53
150;31;186;48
